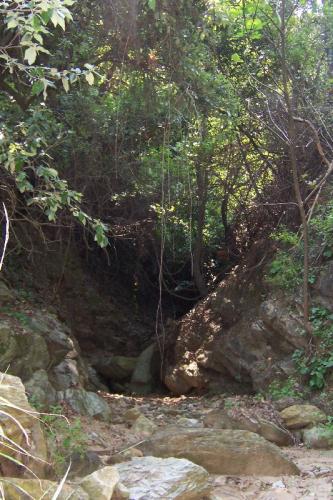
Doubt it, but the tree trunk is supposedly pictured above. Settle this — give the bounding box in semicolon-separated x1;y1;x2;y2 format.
192;164;209;297
280;0;311;335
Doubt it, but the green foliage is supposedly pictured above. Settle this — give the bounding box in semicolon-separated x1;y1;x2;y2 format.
266;377;301;400
323;415;333;431
266;251;302;290
293;306;333;390
1;0;96;96
0;0;332;285
0;308;31;329
36;403;87;477
0;0;109;247
310;203;333;260
267;203;333;292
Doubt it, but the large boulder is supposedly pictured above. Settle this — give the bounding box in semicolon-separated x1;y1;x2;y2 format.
0;373;47;478
29;311;76;367
130;344;158;394
116;456;211;499
163;244;313;394
24;369;57;408
92;355;137;382
0;320;50;381
302;426;333;449
0;299;111;417
0;308;86;389
279;405;327;430
57;388;111;421
139;428;299;476
203;409;292;446
131;414;157;436
80;466;123;500
50;359;83;391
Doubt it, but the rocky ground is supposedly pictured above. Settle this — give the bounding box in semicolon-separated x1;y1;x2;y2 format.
72;393;333;499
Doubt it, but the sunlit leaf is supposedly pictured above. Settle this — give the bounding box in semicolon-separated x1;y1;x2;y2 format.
24;46;37;65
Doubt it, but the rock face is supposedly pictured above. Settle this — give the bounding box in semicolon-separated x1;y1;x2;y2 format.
24;369;57;407
279;405;327;430
204;409;292;446
0;373;47;478
92;355;138;382
139;428;300;476
116;456;211;499
130;344;159;394
80;466;123;500
0;285;109;418
57;389;111;421
163;245;312;394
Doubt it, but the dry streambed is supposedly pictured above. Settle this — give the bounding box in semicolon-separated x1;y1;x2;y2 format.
2;376;333;500
76;393;333;499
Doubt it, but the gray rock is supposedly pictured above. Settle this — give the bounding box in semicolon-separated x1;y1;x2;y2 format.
177;417;202;428
123;407;142;423
0;478;88;499
302;426;333;449
86;365;109;392
131;414;157;435
93;355;137;381
57;388;111;421
163;258;315;395
69;450;104;479
280;405;327;430
139;428;300;476
80;465;120;499
51;359;81;390
24;369;57;407
130;344;156;394
203;410;292;446
30;312;75;366
0;372;47;478
0;320;50;380
116;456;211;499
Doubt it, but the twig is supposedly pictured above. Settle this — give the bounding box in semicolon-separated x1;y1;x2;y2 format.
0;203;9;272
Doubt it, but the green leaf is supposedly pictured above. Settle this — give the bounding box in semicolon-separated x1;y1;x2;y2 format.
51;10;66;30
85;72;94;85
31;80;44;96
148;0;156;10
231;53;242;63
33;33;44;44
6;17;18;30
25;46;37;65
62;77;70;93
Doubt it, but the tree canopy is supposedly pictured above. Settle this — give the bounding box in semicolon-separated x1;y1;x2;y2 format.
0;0;332;317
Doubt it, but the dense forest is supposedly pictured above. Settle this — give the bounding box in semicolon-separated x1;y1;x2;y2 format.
2;0;332;317
1;1;333;497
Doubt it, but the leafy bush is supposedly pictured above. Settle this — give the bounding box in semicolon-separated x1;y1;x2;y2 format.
33;402;88;477
266;251;302;290
266;377;301;400
293;306;333;390
310;203;333;259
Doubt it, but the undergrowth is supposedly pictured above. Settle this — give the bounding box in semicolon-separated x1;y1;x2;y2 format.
265;202;333;392
266;377;302;400
31;400;87;478
293;305;333;390
267;203;333;291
